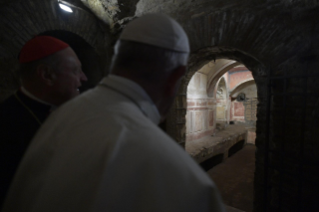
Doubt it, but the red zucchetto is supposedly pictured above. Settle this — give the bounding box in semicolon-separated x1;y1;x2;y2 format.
19;36;69;64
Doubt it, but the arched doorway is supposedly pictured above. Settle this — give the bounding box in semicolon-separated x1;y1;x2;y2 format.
165;47;266;212
215;77;228;122
185;58;258;212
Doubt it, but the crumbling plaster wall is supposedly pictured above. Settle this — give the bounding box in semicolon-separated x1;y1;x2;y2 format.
186;72;214;143
185;59;235;143
80;0;139;31
215;76;230;122
230;83;258;124
228;67;257;124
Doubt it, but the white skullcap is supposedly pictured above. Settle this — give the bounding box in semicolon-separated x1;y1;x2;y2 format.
119;13;190;53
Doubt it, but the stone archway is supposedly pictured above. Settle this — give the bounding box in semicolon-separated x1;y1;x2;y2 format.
207;61;240;98
215;77;228;122
166;46;267;148
230;79;256;99
167;48;268;212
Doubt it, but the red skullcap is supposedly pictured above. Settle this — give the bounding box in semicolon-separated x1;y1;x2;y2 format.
19;36;69;63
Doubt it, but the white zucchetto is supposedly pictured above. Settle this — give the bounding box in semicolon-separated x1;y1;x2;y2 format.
120;13;190;53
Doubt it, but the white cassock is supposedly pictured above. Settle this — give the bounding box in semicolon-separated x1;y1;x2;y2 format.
2;75;225;212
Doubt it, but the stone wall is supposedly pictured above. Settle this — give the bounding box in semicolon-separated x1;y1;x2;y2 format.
230;98;258;125
254;48;319;211
244;98;258;124
231;101;245;122
0;59;19;102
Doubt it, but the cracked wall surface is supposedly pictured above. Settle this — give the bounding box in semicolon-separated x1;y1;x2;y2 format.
81;0;138;30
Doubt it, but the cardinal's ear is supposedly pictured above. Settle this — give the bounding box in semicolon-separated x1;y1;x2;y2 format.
36;64;56;86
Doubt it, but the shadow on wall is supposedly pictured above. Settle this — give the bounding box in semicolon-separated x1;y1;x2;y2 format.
39;30;104;92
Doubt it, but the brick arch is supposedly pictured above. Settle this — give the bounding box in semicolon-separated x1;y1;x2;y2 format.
215;76;228;101
230;79;255;98
0;0;110;59
207;61;240;98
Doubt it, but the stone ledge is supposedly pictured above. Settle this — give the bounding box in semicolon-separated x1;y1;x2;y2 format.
186;125;247;163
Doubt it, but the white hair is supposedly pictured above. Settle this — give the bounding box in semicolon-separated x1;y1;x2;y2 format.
111;40;189;81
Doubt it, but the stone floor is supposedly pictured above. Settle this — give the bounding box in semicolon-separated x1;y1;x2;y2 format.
208;145;256;212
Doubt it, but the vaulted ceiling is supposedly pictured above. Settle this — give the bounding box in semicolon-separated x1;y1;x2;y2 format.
1;0;318;61
0;0;318;101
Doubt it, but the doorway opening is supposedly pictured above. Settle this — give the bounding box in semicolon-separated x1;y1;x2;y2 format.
185;59;257;161
185;58;258;212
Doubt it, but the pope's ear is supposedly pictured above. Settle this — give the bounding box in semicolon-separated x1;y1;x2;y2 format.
165;66;186;96
36;64;55;86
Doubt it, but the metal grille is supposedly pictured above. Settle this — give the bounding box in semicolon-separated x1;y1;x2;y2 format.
263;56;319;211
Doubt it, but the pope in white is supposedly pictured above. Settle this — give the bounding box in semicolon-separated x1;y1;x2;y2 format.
2;14;225;212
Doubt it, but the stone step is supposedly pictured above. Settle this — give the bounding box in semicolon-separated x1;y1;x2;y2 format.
225;205;246;212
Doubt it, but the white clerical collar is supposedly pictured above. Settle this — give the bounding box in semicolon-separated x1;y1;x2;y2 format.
99;75;161;125
21;87;56;110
